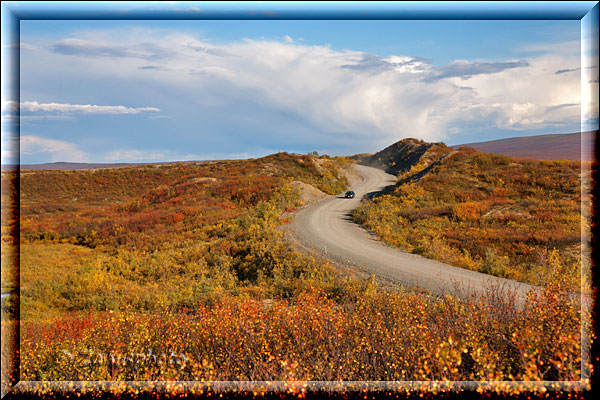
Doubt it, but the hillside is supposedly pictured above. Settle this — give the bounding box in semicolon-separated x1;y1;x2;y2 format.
353;138;451;176
454;131;596;161
2;153;353;317
2;148;585;386
354;145;589;286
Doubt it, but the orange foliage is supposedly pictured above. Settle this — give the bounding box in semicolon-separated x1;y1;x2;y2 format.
452;201;485;222
354;148;586;285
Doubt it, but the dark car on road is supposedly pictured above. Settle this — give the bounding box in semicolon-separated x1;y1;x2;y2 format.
345;191;355;198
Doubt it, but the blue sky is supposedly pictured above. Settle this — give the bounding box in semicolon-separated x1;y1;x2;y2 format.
2;11;597;164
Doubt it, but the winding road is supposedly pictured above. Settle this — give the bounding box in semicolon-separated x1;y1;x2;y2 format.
288;164;535;301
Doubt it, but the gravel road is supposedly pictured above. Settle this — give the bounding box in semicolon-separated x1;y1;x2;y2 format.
288;164;536;302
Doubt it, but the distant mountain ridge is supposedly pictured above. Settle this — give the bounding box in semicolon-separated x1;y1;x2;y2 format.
454;131;596;161
1;160;203;171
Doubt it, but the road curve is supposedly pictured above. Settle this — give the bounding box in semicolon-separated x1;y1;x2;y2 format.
288;164;535;301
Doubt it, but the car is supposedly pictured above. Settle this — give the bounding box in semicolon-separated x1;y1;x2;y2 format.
344;190;355;198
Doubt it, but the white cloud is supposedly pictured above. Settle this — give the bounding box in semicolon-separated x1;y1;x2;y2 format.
2;42;39;51
451;52;581;130
3;101;159;114
1;133;18;164
104;149;167;162
1;149;13;162
20;135;88;162
21;28;582;150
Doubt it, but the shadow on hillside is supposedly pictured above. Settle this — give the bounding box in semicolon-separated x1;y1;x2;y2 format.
364;189;386;200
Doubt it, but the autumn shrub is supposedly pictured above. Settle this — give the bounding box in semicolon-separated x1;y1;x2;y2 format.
17;269;585;385
7;154;354;320
354;147;585;285
3;150;591;395
452;201;486;222
479;247;509;277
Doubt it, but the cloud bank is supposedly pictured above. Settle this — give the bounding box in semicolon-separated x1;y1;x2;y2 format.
51;32;579;140
15;27;583;162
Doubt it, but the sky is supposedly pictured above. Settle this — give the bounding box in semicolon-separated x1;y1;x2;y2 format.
1;12;597;164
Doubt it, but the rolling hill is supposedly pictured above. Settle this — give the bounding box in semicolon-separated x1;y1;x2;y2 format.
352;138;451;176
3;141;585;385
353;142;587;286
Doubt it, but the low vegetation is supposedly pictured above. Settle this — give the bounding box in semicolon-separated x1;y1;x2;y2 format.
354;146;588;286
4;153;352;320
19;264;582;384
1;146;592;397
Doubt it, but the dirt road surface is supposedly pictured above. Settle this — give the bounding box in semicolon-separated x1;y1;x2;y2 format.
288;164;536;301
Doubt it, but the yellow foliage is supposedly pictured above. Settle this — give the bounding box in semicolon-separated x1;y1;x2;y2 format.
452;202;485;222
